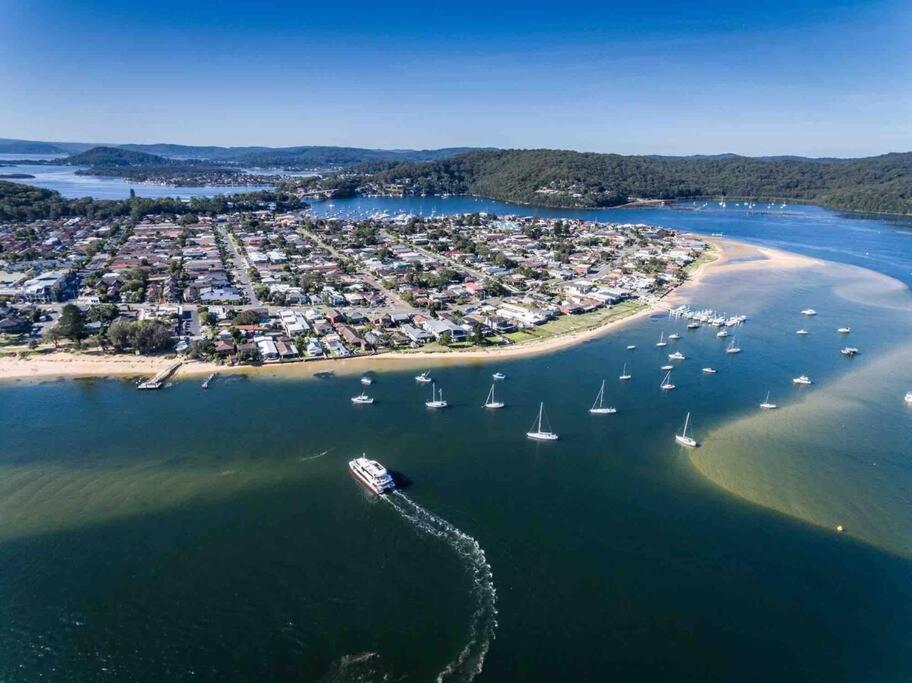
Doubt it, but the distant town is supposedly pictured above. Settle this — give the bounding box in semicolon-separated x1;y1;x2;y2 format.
0;202;709;367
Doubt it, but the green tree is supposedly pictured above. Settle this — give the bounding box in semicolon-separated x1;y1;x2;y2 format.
55;304;86;341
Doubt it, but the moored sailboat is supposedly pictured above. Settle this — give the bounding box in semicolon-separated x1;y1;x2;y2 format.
482;384;504;409
527;402;559;440
589;380;617;414
675;412;698;447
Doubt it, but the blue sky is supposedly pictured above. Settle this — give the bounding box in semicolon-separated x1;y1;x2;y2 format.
1;0;910;156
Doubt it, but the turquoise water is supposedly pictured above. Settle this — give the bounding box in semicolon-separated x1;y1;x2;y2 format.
2;201;912;681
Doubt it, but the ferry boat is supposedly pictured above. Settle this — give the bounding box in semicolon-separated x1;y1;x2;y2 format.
837;327;851;334
801;308;817;316
425;383;448;409
492;372;506;381
349;456;396;495
351;393;374;405
527;402;559;440
793;375;812;385
760;391;777;409
796;329;809;335
660;371;676;391
482;384;504;409
675;412;698;447
840;347;859;356
668;351;686;361
415;371;432;383
589;380;617;414
702;367;717;374
619;363;632;381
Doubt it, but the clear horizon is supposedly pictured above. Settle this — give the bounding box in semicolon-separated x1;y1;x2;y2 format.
2;0;910;157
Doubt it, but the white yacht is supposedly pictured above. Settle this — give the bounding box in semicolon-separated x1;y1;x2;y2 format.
801;308;817;316
837;327;851;334
527;402;559;440
349;456;396;495
482;384;504;409
668;351;686;361
660;371;676;391
360;377;373;385
626;344;637;350
702;367;717;374
760;391;777;409
796;329;809;336
351;393;374;405
687;321;700;329
841;347;859;356
716;329;729;338
675;412;698;447
668;332;681;341
905;392;912;404
793;375;812;385
619;363;632;381
726;338;741;354
661;364;674;371
425;383;448;408
415;371;432;383
589;380;617;414
656;332;667;348
492;372;507;381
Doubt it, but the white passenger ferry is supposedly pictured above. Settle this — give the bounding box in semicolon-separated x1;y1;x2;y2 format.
349;456;396;495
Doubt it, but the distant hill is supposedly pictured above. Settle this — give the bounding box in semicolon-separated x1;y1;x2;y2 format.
346;149;912;215
63;146;170;167
1;138;491;167
0;139;67;154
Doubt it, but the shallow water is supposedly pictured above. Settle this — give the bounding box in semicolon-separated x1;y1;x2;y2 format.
2;206;912;680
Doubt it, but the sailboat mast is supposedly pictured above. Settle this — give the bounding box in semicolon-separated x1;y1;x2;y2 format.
683;412;690;437
538;402;544;432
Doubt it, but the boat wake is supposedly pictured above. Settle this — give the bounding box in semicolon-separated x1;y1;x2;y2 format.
385;491;498;683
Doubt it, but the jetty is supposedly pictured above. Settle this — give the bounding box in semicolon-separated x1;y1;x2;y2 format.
202;372;217;389
138;361;183;390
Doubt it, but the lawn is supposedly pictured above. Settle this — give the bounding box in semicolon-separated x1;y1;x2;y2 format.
504;300;647;344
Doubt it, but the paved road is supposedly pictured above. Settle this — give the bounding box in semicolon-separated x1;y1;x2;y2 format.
300;227;417;313
382;230;520;295
217;224;261;306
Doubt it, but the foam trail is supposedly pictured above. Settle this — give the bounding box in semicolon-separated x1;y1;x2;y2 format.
385;490;498;683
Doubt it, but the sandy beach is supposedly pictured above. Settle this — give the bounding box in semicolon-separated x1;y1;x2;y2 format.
0;238;817;384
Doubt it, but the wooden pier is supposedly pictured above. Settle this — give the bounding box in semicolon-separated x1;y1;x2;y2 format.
138;361;183;390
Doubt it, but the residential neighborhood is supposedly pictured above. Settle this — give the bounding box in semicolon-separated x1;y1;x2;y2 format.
1;208;709;365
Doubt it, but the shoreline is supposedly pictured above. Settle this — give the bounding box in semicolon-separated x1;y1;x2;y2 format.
0;238;814;384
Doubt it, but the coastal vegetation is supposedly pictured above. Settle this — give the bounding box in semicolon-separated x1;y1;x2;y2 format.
304;149;912;215
0;181;304;221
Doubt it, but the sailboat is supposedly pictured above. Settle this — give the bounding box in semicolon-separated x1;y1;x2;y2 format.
619;363;632;381
482;384;504;409
675;412;698;447
415;370;432;383
589;380;617;414
660;371;675;391
527;402;558;440
725;337;741;354
656;332;667;348
760;391;777;409
425;383;448;408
